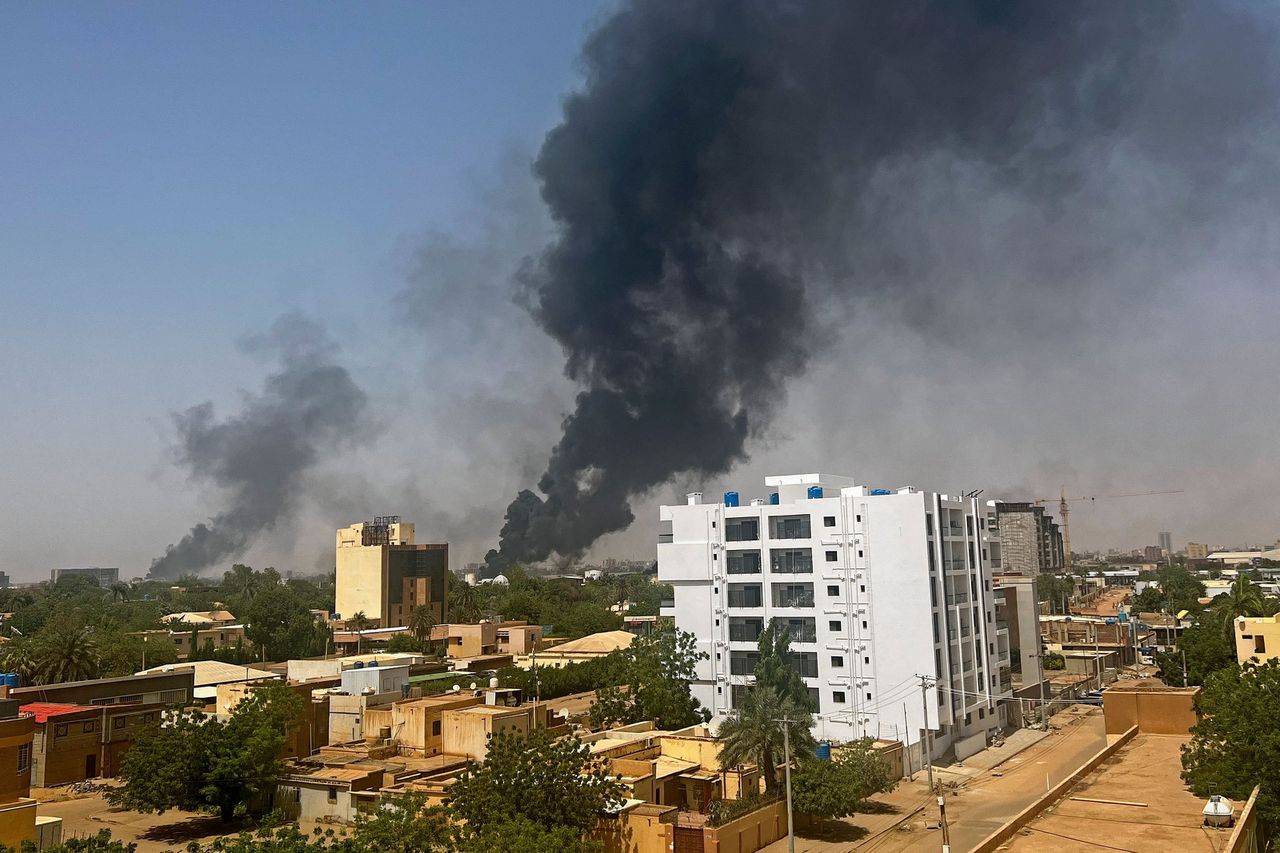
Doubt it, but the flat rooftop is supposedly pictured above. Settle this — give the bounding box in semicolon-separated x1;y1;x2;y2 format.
1003;733;1237;852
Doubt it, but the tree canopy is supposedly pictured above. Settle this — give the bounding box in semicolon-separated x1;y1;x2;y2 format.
446;727;625;838
1182;660;1280;827
588;627;708;729
109;681;304;821
791;739;897;820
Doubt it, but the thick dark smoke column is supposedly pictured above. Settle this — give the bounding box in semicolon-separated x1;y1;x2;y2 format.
150;314;368;577
487;0;1277;572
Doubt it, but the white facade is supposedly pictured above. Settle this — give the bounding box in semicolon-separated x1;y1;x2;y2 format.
658;473;1012;760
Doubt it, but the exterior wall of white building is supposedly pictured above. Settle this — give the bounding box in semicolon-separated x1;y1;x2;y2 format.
658;473;1012;761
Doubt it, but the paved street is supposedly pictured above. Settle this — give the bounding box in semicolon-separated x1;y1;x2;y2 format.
763;707;1107;853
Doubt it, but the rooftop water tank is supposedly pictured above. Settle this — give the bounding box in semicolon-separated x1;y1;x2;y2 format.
353;661;365;669
870;488;890;496
769;493;780;505
724;491;740;507
807;486;824;499
1203;795;1235;828
815;741;832;761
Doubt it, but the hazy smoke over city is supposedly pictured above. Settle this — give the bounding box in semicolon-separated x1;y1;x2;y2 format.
485;0;1280;573
149;315;369;578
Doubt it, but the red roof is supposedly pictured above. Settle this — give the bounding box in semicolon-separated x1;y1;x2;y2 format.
20;703;97;723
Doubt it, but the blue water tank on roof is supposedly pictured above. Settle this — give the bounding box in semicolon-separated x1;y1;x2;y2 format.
870;488;890;496
769;493;780;505
815;741;832;761
353;661;365;669
724;491;740;507
807;486;824;499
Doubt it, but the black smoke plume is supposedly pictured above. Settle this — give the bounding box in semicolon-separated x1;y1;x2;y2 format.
487;0;1279;573
150;314;368;577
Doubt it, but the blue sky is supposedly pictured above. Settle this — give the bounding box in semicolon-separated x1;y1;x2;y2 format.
0;2;611;579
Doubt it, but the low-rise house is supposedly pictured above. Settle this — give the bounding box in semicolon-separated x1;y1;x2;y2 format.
129;624;247;660
7;671;194;708
159;609;237;625
136;660;277;703
1234;614;1280;665
0;699;42;850
520;630;634;669
22;701;166;786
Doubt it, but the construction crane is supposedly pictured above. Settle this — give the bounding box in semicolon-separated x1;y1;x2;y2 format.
1033;488;1185;571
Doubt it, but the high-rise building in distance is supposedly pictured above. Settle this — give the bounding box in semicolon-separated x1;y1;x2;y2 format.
335;517;447;628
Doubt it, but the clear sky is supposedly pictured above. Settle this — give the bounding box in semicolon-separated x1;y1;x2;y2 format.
0;2;612;580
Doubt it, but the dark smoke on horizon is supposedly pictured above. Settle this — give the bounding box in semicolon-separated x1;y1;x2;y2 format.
485;0;1279;574
150;314;368;578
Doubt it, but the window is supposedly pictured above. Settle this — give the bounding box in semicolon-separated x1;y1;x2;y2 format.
328;787;338;803
866;692;872;701
790;652;819;678
827;585;840;597
727;550;762;575
770;549;813;574
860;584;866;593
856;514;861;522
729;617;764;642
658;520;673;544
781;617;816;642
432;720;442;737
828;620;841;632
825;550;838;562
730;651;760;675
727;583;762;608
769;515;811;540
864;656;870;665
83;722;95;733
831;656;844;668
978;708;985;719
725;518;759;542
1256;636;1267;654
832;691;846;704
55;725;67;738
771;583;814;608
16;744;29;773
857;550;863;558
113;717;125;730
861;620;868;629
823;516;836;527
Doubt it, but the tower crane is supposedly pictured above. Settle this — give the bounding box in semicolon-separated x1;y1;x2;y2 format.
1033;488;1184;571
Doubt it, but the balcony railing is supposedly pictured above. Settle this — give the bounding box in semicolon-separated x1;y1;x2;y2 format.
772;594;816;608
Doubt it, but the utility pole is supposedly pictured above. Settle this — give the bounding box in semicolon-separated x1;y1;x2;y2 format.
775;717;796;853
918;675;934;791
903;703;913;778
938;793;952;853
1181;648;1188;687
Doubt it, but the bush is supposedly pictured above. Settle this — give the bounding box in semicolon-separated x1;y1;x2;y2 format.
1042;651;1066;670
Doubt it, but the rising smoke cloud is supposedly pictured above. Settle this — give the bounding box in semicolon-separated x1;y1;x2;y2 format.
149;314;369;578
486;0;1280;572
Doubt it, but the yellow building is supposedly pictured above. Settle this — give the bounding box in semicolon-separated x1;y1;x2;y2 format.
335;517;447;628
1234;614;1280;664
0;700;39;850
1185;542;1210;560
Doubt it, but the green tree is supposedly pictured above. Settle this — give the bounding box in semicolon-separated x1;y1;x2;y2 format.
223;564;263;603
346;611;373;655
1130;586;1166;613
755;621;813;709
588;628;707;730
791;739;896;820
552;602;622;639
1156;566;1207;614
457;816;601;853
385;634;423;653
446;727;625;837
447;573;482;623
245;585;329;661
1156;609;1235;686
717;685;814;794
1182;660;1280;826
31;618;101;684
1042;651;1065;671
107;582;131;603
1214;574;1266;637
407;606;438;654
109;681;303;821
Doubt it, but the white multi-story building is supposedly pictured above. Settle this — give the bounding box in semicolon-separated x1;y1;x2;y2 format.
658;473;1012;763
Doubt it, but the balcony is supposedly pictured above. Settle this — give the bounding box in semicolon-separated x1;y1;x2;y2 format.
772;593;815;609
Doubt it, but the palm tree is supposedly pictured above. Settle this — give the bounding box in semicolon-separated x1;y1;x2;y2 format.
1216;574;1266;638
448;576;480;623
407;605;437;655
717;685;815;794
223;564;261;602
347;611;373;654
0;640;36;686
108;582;131;603
32;621;101;684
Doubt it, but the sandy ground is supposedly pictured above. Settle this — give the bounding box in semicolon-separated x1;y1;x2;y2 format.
37;793;251;853
762;707;1108;852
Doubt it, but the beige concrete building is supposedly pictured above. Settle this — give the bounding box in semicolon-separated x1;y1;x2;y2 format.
1234;614;1280;665
1186;542;1210;560
335;517;447;628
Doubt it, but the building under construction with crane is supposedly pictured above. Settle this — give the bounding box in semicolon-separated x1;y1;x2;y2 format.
994;504;1065;575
